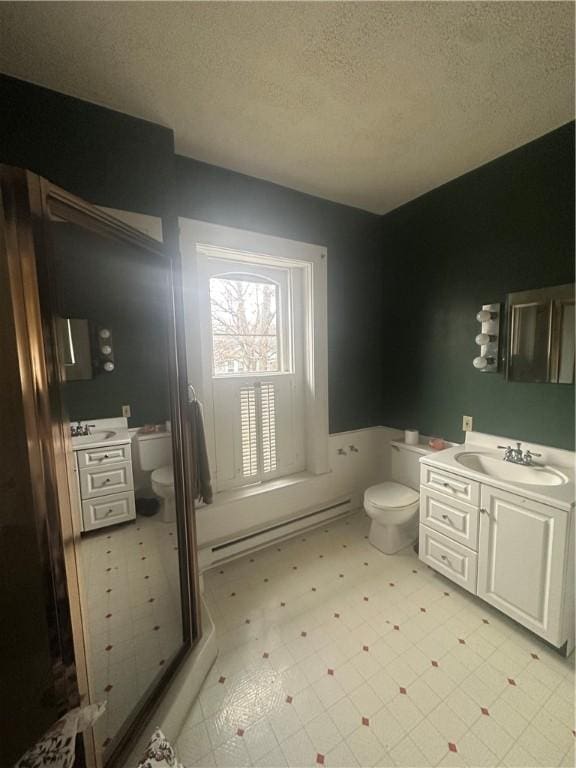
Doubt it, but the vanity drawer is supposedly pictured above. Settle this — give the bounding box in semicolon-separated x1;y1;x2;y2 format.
77;443;131;468
82;491;136;531
79;462;133;499
419;524;478;595
420;488;479;550
420;464;479;507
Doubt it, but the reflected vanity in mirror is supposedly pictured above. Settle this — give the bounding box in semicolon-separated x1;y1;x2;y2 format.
1;167;199;768
506;283;575;384
50;211;192;762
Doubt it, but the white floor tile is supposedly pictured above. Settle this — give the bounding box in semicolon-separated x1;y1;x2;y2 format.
279;728;317;768
304;712;342;754
346;724;387;767
327;697;363;738
189;511;574;768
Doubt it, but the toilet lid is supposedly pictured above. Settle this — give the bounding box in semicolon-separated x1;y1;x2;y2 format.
365;481;419;509
151;465;173;486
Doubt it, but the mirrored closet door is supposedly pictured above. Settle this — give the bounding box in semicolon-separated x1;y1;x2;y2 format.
0;166;200;768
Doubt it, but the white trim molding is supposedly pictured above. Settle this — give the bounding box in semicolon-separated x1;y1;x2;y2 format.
179;218;330;479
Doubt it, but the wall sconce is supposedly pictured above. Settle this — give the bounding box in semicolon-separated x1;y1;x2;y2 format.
97;326;115;373
473;303;500;373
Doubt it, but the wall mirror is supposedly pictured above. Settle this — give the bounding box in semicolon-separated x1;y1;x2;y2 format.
1;167;199;768
506;283;575;384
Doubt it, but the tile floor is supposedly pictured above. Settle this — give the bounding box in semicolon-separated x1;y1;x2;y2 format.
177;511;575;767
79;515;184;754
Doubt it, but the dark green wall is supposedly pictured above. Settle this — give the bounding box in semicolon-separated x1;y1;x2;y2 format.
174;157;383;433
378;122;575;450
1;74;174;215
2;75;384;435
52;223;171;427
2;75;574;445
1;75;177;428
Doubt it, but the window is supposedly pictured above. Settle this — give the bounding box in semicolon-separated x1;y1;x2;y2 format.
210;275;280;375
179;219;330;495
198;252;303;489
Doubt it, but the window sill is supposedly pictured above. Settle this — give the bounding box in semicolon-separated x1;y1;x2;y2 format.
197;470;325;509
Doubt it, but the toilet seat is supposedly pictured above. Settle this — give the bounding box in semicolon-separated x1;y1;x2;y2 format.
151;465;173;488
364;481;419;510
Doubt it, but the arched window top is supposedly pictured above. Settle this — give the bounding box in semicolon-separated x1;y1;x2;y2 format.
212;270;277;286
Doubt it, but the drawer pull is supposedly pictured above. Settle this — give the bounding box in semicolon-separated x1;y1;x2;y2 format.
104;478;111;483
106;509;113;515
442;482;458;491
440;554;453;568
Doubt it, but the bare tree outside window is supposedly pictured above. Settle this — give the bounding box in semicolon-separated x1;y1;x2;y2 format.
210;275;280;374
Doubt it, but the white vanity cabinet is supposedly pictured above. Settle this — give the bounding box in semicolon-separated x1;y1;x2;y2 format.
419;444;574;652
73;438;136;532
477;486;569;646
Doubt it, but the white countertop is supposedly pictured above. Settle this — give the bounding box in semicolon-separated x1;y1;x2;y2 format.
71;417;131;451
420;432;575;512
72;430;132;451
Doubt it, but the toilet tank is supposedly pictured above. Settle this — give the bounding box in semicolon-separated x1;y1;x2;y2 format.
390;442;428;490
133;432;172;470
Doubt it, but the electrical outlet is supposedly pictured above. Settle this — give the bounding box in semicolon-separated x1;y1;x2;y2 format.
462;415;473;432
122;405;131;418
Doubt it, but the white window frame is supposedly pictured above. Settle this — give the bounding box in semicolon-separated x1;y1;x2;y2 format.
179;219;330;487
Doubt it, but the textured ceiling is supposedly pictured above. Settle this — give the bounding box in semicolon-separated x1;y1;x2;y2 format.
0;2;574;214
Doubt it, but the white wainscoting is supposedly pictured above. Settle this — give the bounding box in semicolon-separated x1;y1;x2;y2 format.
196;426;404;568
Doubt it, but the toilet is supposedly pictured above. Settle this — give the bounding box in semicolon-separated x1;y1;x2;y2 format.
133;432;175;523
364;441;425;554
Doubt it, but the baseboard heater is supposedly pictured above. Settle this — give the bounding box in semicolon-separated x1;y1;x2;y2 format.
200;496;356;567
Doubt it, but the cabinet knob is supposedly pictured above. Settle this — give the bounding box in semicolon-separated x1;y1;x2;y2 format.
480;507;487;514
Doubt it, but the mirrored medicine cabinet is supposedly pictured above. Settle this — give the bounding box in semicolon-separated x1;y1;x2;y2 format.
506;283;575;384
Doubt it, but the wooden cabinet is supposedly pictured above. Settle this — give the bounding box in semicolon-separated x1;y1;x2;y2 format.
477;486;569;647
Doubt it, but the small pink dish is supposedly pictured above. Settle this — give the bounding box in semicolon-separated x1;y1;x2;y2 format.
428;437;447;451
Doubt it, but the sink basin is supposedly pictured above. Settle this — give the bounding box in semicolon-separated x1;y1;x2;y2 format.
71;429;117;445
454;452;568;486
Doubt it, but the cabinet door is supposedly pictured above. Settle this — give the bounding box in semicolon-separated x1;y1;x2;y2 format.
477;486;568;646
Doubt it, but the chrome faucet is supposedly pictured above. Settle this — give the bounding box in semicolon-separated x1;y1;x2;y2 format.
522;449;542;466
70;421;95;437
497;442;542;466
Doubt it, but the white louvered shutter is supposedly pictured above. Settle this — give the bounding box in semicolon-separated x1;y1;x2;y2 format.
240;385;258;478
237;382;280;483
260;382;277;475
